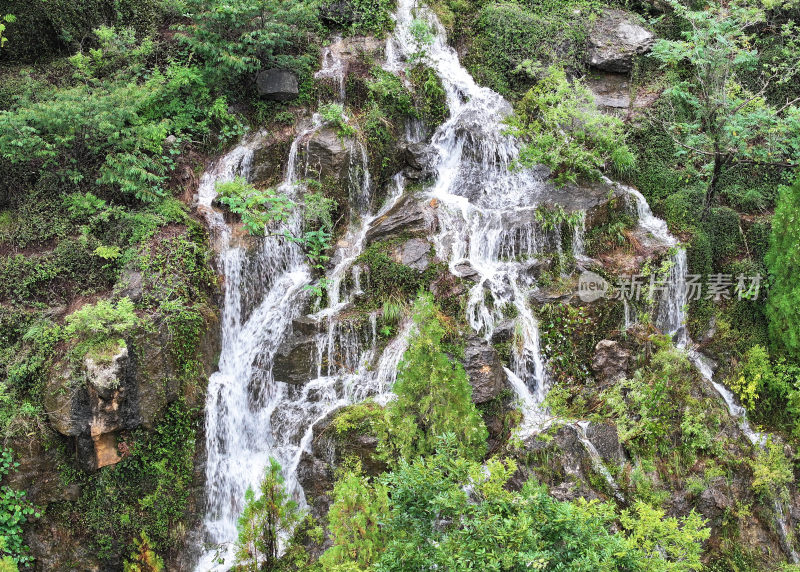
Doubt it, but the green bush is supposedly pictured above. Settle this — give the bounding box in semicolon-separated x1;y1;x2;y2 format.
507;66;635;185
323;434;709;570
64;297;137;356
235;458;305;570
0;448;39;565
767;178;800;361
176;0;321;86
467;1;590;98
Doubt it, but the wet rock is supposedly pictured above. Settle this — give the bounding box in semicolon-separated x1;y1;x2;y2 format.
585;71;661;115
297;405;388;520
588;9;655;73
301;127;352;185
696;477;734;523
462;335;506;403
255;69;299;101
250;130;294;187
401;143;437;181
542;179;627;229
584;422;625;464
512;424;605;501
271;320;320;385
591;340;630;385
365;194;438;244
391;238;431;271
454;262;481;282
44;346;135;470
490;319;515;345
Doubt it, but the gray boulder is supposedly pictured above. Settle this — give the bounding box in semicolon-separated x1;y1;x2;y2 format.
591;339;630;385
462;335;507;404
588;9;655;73
365;194;438;244
391;238;431;271
256;69;299;101
300;127;352;185
271;318;320;385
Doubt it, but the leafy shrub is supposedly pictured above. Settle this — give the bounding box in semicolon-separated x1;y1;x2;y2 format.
468;1;590;98
123;532;164;572
64;297;138;357
322;0;396;36
767;177;800;361
323;434;709;570
749;438;793;503
0;449;39;566
216;177;294;236
176;0;321;85
602;348;695;459
507;66;635;185
319;102;356;138
409;65;447;128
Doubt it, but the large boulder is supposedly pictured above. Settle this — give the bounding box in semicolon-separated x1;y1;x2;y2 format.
390;238;431;271
401;143;437;181
591;340;631;386
365;194;438;244
43;311;220;471
462;335;507;404
271;317;321;385
587;9;655;73
299;126;353;186
255;69;299;101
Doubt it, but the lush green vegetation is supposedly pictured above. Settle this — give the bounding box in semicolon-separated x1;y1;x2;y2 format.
380;293;488;461
321;434;709;571
507;66;635;184
2;0;800;568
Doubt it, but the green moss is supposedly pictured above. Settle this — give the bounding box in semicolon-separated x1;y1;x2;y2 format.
73;401;199;563
466;1;591;99
409;65;447;129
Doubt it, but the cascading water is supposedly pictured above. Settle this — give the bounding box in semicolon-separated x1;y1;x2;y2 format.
387;0;556;428
604;182;799;563
195;68;414;571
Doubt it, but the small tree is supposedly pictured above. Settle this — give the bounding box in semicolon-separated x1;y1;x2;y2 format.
235;458;303;571
380;293;488;462
319;463;390;570
651;0;800;215
123;532;165;572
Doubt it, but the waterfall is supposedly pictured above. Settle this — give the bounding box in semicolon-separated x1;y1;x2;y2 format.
606;180;799;563
388;0;551;430
194;117;413;568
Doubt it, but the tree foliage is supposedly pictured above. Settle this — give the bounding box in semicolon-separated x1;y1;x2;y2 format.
176;0;321;84
650;0;800;213
235;457;304;571
323;435;709;571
